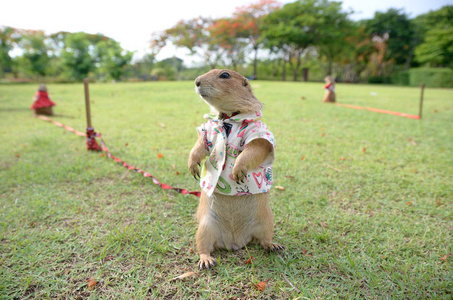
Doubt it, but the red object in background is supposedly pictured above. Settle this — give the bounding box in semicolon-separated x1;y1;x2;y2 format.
86;127;102;151
30;91;56;109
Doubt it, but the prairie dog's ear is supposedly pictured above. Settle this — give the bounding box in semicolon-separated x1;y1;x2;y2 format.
242;78;249;87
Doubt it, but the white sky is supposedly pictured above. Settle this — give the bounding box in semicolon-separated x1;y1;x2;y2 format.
1;0;452;64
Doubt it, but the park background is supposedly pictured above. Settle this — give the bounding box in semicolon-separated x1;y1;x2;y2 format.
0;0;452;86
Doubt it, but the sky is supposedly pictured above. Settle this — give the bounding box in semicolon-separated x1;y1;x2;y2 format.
1;0;452;64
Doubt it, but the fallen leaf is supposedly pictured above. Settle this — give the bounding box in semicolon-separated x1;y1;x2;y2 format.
125;143;129;147
406;201;412;206
99;153;105;157
321;128;325;131
340;157;345;161
301;96;306;100
169;271;195;282
253;281;266;291
441;254;451;262
275;186;285;191
301;155;306;160
171;164;176;169
321;221;328;228
413;170;418;173
411;140;418;146
285;175;295;179
244;256;254;264
16;154;21;158
176;171;180;175
363;147;367;153
433;109;438;113
302;249;312;256
160;123;166;128
436;199;442;206
157;153;164;159
321;133;326;136
87;276;97;290
64;269;71;275
189;248;194;254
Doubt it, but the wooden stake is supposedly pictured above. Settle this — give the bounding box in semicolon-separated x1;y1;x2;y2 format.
83;78;92;128
419;83;425;119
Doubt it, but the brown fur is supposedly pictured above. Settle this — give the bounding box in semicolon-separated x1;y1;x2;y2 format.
189;69;282;269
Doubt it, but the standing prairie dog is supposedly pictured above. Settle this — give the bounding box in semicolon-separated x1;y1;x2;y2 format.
188;69;283;269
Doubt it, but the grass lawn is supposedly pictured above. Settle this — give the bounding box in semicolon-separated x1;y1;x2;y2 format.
0;80;452;299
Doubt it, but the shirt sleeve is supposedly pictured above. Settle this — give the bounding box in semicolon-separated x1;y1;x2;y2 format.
243;121;276;167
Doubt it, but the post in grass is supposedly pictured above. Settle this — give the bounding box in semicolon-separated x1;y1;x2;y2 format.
419;83;425;119
84;78;102;151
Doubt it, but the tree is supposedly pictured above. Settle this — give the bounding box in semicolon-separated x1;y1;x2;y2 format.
364;8;415;69
232;0;281;78
262;0;346;81
209;18;248;71
60;32;96;80
20;30;51;77
94;36;133;80
413;6;453;68
340;26;375;82
314;1;352;76
154;17;221;69
0;26;20;76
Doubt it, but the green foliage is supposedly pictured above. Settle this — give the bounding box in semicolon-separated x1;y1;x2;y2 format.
0;81;452;298
407;68;453;87
20;32;51;77
94;38;133;81
0;26;16;75
413;6;453;68
364;8;415;66
60;32;96;81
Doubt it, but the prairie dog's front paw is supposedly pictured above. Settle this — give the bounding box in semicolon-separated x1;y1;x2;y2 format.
188;157;201;180
232;164;247;182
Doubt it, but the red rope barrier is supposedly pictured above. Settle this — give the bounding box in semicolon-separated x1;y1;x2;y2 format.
335;103;420;119
36;115;201;197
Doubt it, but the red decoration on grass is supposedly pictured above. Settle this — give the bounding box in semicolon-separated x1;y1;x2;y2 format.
86;127;102;151
335;103;420;119
36;116;201;197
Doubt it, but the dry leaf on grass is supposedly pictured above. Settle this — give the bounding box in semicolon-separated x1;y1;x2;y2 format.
157;153;164;159
87;276;97;290
275;186;285;191
169;271;195;282
441;254;451;262
253;281;267;291
244;256;254;264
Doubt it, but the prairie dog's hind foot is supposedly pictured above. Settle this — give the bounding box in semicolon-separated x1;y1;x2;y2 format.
198;254;216;270
265;242;284;252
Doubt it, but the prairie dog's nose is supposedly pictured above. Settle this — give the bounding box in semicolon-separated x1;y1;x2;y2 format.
195;77;201;87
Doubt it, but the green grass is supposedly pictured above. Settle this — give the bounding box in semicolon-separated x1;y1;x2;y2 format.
1;81;452;299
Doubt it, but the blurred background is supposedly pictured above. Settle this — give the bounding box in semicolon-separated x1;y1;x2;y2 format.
1;0;451;86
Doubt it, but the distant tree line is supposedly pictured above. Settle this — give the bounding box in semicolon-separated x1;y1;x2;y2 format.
1;0;451;83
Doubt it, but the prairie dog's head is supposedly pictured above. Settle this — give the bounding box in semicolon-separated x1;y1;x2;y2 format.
194;69;263;115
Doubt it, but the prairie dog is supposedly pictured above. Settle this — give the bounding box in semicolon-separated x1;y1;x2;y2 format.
323;75;336;103
188;69;283;269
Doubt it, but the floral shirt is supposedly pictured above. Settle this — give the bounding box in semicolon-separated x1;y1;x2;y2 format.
196;111;275;196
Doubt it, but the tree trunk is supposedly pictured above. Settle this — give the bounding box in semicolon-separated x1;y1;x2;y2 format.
253;46;258;79
281;59;286;81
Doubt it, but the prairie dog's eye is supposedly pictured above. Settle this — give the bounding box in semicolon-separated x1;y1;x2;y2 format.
219;72;230;79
